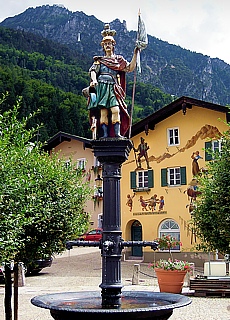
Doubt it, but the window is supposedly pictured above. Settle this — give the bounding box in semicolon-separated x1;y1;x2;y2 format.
168;167;181;186
94;184;103;198
212;140;221;153
167;128;180;146
205;140;221;161
130;169;154;191
77;158;86;170
94;157;101;168
65;159;70;168
159;219;180;251
98;213;103;229
137;171;149;188
161;167;186;187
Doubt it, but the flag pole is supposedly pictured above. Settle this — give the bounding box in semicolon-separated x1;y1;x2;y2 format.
129;66;137;139
128;9;140;139
128;9;148;139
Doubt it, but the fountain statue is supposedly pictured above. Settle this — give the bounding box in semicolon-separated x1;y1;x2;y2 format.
31;20;191;320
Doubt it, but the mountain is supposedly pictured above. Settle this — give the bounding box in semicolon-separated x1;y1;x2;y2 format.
0;25;172;141
1;4;230;105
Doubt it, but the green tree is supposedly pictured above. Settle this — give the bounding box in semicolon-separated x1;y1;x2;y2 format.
0;96;92;319
192;128;230;255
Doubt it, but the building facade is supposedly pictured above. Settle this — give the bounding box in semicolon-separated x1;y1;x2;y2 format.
121;97;229;266
44;132;103;229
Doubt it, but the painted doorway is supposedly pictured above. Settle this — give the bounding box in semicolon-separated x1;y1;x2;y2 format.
131;220;143;257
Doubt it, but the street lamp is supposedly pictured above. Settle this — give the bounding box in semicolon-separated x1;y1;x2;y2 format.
95;174;103;197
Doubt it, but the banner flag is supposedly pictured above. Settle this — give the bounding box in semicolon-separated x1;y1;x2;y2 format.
136;10;148;73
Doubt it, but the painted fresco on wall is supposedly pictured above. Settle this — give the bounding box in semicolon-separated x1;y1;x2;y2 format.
191;150;203;176
126;193;135;212
126;193;165;213
138;194;165;212
127;124;222;167
184;178;201;214
133;137;151;170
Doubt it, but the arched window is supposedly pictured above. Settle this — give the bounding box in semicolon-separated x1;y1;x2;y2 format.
159;219;180;251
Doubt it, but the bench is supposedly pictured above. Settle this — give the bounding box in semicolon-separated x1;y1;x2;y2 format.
190;278;230;297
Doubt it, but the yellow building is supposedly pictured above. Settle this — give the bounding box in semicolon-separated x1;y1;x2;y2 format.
45;97;229;266
121;96;229;266
44;132;103;229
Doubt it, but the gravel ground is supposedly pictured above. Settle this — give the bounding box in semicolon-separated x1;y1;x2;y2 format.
0;247;230;320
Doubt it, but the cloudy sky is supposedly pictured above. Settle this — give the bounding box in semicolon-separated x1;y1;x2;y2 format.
1;0;230;64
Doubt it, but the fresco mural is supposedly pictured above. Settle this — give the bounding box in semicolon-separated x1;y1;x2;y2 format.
126;193;135;212
133;137;151;169
126;124;221;215
184;178;201;214
191;151;203;176
126;194;165;212
127;124;222;166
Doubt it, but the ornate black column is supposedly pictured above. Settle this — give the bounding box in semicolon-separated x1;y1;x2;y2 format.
92;139;133;308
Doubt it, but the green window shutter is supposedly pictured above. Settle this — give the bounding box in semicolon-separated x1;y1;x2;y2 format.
130;171;136;189
161;168;168;187
180;166;187;185
148;170;154;188
205;141;212;161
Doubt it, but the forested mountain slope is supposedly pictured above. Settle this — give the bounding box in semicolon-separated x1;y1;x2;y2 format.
0;26;172;141
1;4;230;105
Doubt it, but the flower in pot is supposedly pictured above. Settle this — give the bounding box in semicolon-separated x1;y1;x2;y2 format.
149;234;193;293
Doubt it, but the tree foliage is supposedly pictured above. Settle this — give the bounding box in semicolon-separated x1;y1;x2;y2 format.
0;96;92;264
0;26;173;141
192;127;230;254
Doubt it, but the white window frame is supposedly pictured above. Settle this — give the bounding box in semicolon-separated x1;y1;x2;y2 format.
98;213;103;228
137;170;149;188
94;157;101;168
211;140;221;153
167;127;180;146
159;219;180;251
77;158;86;170
167;167;181;186
94;184;103;197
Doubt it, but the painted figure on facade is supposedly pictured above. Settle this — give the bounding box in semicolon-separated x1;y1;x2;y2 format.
86;24;139;139
158;196;165;211
139;196;148;211
134;137;151;169
126;193;135;211
138;194;164;212
185;178;201;201
191;150;203;176
147;194;159;211
185;178;201;213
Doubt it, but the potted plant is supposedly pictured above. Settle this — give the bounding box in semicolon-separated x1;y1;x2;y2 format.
149;234;193;293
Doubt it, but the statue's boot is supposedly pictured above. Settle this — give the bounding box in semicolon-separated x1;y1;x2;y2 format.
114;122;122;138
101;124;108;138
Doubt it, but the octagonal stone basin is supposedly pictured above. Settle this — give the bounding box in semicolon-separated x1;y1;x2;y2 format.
31;290;191;320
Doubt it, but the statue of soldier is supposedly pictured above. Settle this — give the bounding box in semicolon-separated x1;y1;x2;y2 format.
86;24;138;139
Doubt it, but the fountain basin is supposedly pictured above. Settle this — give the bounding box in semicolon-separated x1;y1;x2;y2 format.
31;290;191;320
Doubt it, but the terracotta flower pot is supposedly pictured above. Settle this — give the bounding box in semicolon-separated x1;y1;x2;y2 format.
155;268;187;294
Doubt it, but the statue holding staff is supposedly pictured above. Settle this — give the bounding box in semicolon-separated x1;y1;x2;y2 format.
85;23;138;139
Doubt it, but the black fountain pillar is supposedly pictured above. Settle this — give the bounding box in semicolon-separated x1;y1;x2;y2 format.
31;138;192;320
92;138;133;308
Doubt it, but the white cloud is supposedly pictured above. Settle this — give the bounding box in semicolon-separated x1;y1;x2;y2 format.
0;0;230;64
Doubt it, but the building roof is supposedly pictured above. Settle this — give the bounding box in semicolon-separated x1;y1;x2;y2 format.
43;97;229;147
43;131;92;152
131;96;229;137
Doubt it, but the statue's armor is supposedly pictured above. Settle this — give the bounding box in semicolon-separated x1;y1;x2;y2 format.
98;64;118;84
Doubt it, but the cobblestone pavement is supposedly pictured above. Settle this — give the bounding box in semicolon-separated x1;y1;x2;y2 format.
0;247;230;319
